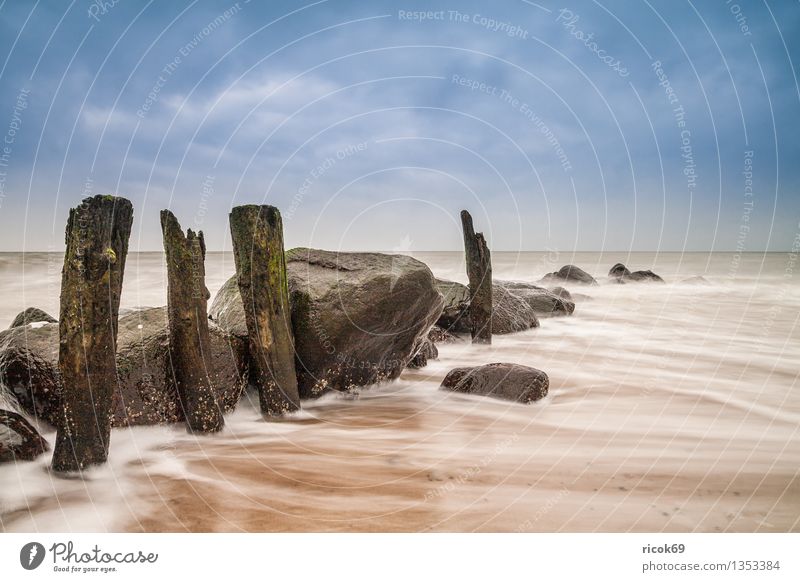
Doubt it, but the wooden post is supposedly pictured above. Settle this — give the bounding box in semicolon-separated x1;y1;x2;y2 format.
229;205;300;416
51;195;133;473
460;210;492;344
160;210;224;433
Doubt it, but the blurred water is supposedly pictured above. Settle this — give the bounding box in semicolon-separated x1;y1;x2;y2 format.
0;251;798;532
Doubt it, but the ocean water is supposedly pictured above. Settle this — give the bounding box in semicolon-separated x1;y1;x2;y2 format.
0;251;798;532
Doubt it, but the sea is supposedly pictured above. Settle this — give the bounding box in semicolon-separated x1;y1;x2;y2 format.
0;251;798;532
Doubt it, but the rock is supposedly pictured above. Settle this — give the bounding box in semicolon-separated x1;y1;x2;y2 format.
628;269;665;283
491;285;540;332
0;409;49;463
434;279;539;333
497;280;575;317
440;363;549;404
608;263;631;279
8;307;57;329
208;276;247;338
288;249;443;398
428;325;460;344
433;279;471;333
608;263;665;283
541;264;597;286
407;337;438;369
0;323;61;425
0;308;248;428
115;307;248;426
213;249;444;399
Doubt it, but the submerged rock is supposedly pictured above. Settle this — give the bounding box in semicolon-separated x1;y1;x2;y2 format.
496;280;575;317
211;249;444;399
608;263;665;283
440;363;549;404
8;307;57;329
540;265;597;286
0;409;49;463
433;279;540;334
0;308;248;427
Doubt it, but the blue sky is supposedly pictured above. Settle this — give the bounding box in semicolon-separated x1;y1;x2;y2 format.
0;0;797;251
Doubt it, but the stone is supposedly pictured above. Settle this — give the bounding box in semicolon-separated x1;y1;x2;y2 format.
211;249;444;399
0;308;248;429
0;409;49;463
8;308;57;329
440;363;549;404
540;264;597;285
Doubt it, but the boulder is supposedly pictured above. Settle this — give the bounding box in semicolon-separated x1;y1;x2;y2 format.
8;307;57;329
608;263;665;283
433;279;540;334
540;264;597;286
0;409;49;463
211;249;445;398
608;263;631;279
0;323;61;425
0;308;248;428
114;307;248;426
428;325;460;344
628;269;665;283
440;363;549;404
496;280;575;317
407;337;438;369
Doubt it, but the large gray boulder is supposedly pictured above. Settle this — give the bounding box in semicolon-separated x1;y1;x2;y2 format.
0;308;248;427
434;279;540;334
440;363;549;404
496;280;575;317
0;409;49;463
8;307;57;329
210;249;444;399
540;264;597;286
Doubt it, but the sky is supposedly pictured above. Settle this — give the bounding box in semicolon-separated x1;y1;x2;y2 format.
0;0;797;252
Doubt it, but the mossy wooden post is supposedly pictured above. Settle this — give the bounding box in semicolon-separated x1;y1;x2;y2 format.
160;210;224;433
51;195;133;473
460;210;492;344
229;205;300;416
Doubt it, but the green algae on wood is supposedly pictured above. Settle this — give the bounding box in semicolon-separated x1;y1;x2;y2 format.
229;205;300;416
51;195;133;473
160;210;224;433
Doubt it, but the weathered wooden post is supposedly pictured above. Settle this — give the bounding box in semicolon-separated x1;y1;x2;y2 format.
460;210;492;344
51;195;133;473
229;205;300;416
160;210;224;433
